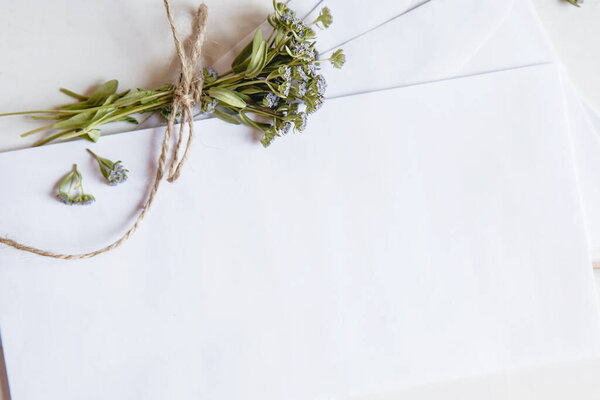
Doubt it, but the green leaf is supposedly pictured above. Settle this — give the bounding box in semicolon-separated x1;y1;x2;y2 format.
238;111;263;130
245;29;267;78
213;108;241;125
240;86;267;95
117;116;139;124
85;129;101;142
232;58;251;73
251;29;262;59
53;111;94;130
61;102;93;111
232;39;254;69
60;88;88;101
57;130;89;141
113;90;153;107
236;92;252;102
86;80;118;106
246;41;267;78
207;88;247;108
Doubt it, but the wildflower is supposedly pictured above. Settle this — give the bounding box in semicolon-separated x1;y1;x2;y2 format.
329;48;346;69
264;93;280;108
204;67;218;82
310;7;332;29
296;66;308;81
87;149;128;186
291;17;308;36
56;164;95;206
314;75;327;96
289;42;315;61
307;95;324;114
280;13;293;23
278;81;291;98
202;97;218;114
260;126;279;147
278;121;294;136
306;63;318;77
297;82;307;98
282;66;292;82
295;112;307;132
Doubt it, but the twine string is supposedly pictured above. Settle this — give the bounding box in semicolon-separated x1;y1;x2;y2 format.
0;0;208;259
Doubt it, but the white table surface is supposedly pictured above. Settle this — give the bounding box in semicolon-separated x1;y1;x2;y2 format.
1;0;600;399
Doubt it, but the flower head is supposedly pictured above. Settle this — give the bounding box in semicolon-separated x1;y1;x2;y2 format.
314;75;327;96
295;112;308;132
278;121;294;136
87;149;128;186
204;67;218;82
306;63;318;77
329;48;346;69
297;81;308;98
296;66;308;81
260;126;279;147
278;81;291;98
312;7;332;29
200;97;218;115
282;66;292;82
56;164;95;206
288;42;315;62
264;93;281;109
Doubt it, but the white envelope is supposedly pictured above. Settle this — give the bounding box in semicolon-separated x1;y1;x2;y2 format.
314;0;600;260
2;0;600;399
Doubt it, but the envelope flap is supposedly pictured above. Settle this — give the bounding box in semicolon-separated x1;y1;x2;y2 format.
321;0;515;98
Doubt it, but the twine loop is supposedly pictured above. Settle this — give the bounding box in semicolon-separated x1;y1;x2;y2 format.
163;0;208;183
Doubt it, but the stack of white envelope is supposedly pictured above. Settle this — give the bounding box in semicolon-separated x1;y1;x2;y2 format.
1;0;600;399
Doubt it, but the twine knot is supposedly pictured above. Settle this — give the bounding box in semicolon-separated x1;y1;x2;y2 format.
173;78;204;108
173;85;194;108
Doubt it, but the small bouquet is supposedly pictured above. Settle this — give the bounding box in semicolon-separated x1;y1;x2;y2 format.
1;0;345;149
0;0;345;259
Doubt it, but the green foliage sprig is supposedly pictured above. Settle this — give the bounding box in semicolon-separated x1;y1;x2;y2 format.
87;149;128;186
566;0;583;6
0;1;345;148
56;164;95;206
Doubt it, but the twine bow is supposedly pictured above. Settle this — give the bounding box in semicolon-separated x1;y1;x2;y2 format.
163;0;207;183
0;0;208;259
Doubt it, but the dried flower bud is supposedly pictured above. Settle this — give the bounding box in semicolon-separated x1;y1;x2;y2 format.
312;7;332;29
56;164;95;206
87;149;128;186
329;49;346;69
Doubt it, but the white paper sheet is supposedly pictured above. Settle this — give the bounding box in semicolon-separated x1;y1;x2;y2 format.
1;63;599;400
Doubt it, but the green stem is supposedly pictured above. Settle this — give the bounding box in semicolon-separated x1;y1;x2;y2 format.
217;69;234;79
86;101;171;132
86;148;98;158
60;88;88;101
202;72;246;89
0;110;68;117
226;79;271;90
247;105;279;117
20;123;54;137
33;129;76;147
